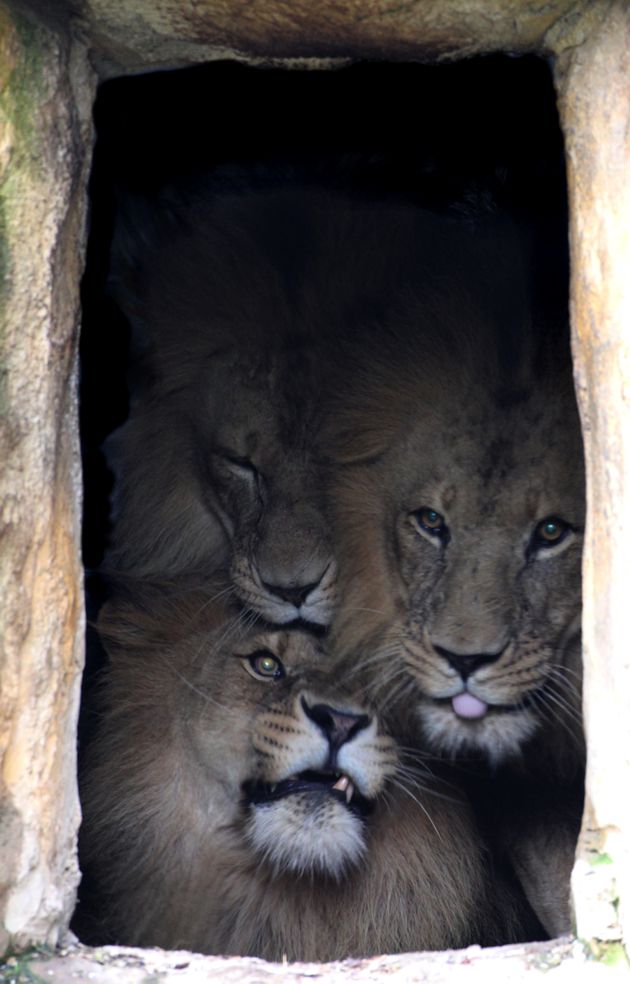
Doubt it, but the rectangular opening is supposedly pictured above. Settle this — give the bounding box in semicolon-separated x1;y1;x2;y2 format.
75;56;584;959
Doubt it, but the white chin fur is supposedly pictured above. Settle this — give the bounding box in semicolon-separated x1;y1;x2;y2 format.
256;599;301;624
298;600;333;626
418;703;539;766
246;795;366;878
255;597;332;627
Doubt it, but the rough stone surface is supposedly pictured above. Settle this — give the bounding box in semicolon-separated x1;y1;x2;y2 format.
74;0;593;76
555;0;630;950
1;0;629;967
3;937;627;984
0;0;95;955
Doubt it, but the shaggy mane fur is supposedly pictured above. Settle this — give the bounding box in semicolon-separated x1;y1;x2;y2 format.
79;583;540;959
321;211;584;937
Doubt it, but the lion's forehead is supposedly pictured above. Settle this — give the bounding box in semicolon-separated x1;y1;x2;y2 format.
211;409;278;459
397;427;584;526
447;476;583;526
204;356;320;462
398;384;583;499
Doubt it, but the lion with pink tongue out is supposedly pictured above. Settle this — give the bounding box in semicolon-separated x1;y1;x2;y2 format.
325;214;585;938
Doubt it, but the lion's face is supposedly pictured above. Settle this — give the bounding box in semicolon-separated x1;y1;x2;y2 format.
106;190;336;626
106;346;335;626
83;588;528;957
192;349;335;627
332;371;584;765
156;614;396;879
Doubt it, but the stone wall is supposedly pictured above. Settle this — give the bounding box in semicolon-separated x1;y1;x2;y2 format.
76;0;591;75
1;0;629;963
0;2;95;952
556;3;630;949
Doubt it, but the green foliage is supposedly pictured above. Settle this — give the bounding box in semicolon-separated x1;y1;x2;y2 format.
589;852;614;867
0;7;47;170
0;949;50;984
586;939;630;968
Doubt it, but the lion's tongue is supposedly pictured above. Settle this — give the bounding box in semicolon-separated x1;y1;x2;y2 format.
452;692;489;719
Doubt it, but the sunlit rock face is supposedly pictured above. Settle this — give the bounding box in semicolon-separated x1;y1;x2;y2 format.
0;3;94;952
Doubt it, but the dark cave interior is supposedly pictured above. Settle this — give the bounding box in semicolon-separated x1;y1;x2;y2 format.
75;54;569;949
80;54;567;573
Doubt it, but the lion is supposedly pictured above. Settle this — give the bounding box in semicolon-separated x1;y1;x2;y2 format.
323;212;585;936
103;185;339;626
102;184;513;628
77;581;540;960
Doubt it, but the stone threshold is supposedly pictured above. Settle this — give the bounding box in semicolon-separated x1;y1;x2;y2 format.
2;937;626;984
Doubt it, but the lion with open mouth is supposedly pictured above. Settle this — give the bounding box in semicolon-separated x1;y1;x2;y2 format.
78;581;538;960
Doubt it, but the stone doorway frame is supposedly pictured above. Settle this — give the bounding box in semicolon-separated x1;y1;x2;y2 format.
1;0;629;972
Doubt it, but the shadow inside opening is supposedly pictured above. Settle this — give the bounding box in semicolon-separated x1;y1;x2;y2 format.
75;55;580;958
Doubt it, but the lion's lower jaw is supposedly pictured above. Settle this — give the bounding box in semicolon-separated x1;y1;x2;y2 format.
245;796;366;878
297;595;335;627
418;703;539;766
234;586;335;627
230;560;336;626
252;596;333;627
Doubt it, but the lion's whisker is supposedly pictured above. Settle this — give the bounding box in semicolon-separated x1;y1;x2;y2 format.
388;775;442;841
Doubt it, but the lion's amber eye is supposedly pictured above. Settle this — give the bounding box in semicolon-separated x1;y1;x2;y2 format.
532;516;570;549
243;650;285;681
413;507;448;538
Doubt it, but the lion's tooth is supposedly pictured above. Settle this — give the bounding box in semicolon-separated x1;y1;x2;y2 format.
332;775;349;792
270;783;277;792
345;781;355;805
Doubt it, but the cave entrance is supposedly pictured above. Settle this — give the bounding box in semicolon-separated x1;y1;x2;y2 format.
75;54;575;954
3;0;630;967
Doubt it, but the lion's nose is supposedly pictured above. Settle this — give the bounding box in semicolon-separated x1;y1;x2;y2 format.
300;697;370;753
433;644;504;680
